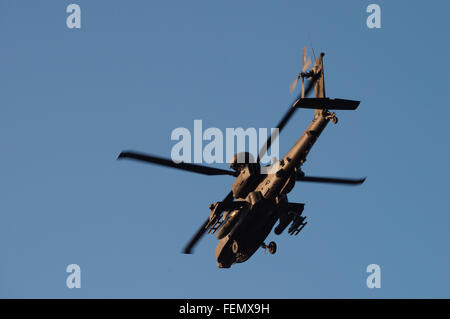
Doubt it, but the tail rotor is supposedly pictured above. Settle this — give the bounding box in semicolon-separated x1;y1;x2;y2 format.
290;46;312;97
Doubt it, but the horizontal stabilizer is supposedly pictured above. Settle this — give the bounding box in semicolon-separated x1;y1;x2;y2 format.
294;98;360;110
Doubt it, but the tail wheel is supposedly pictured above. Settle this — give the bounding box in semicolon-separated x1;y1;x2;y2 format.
332;116;338;124
231;240;239;254
268;241;277;254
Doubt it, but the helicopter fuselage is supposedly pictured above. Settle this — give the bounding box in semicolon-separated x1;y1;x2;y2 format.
215;109;331;268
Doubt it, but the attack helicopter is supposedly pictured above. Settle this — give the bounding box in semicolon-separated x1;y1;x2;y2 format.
118;48;365;268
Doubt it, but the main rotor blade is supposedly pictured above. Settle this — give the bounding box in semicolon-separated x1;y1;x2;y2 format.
182;191;234;254
118;151;238;177
182;217;210;254
296;175;366;185
302;57;311;73
258;79;315;161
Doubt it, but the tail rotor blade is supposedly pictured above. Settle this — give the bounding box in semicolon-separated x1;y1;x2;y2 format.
290;47;309;94
289;76;299;93
303;57;311;73
302;46;307;66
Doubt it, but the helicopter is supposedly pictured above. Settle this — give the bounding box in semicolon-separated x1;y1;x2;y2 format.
118;48;365;268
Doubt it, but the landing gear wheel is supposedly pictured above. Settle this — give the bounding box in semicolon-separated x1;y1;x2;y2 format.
268;241;277;254
332;116;338;124
231;240;239;254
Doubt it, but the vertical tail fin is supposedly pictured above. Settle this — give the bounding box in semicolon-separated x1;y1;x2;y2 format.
313;53;326;99
294;53;360;111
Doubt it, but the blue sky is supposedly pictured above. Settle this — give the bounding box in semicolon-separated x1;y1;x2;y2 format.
0;0;449;298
